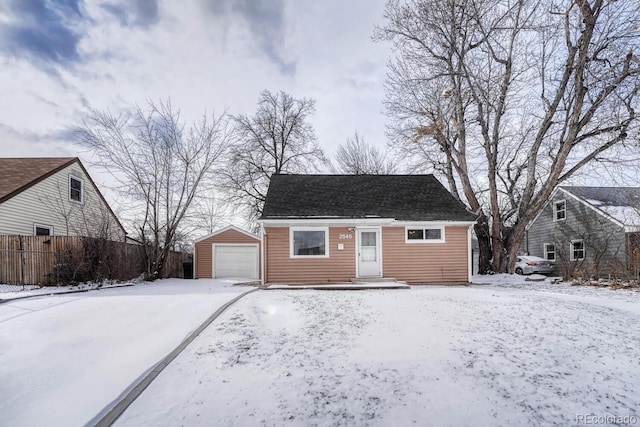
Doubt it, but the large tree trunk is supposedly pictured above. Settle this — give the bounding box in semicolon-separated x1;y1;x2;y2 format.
474;213;492;274
147;246;168;281
503;221;529;273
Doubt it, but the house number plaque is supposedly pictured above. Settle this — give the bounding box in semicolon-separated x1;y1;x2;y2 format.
339;233;353;240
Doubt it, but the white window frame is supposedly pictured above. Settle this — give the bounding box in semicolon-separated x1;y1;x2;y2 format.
33;223;53;236
543;243;556;261
553;200;566;222
290;226;330;258
405;225;446;243
570;239;585;261
69;175;84;204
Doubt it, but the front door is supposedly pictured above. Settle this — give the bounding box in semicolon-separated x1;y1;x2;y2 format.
358;229;381;277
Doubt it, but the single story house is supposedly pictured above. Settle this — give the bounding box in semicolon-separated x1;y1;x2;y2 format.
0;157;125;240
524;186;640;278
194;225;261;280
257;174;476;284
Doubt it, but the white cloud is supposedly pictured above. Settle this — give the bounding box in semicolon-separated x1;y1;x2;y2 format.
0;0;391;214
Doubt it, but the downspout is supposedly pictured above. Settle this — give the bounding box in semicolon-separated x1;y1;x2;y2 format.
260;223;266;286
193;245;197;279
467;225;472;282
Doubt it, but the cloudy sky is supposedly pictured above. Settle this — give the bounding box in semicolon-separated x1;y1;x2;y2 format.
0;0;391;170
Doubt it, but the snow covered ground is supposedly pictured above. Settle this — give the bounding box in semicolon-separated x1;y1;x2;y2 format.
472;273;640;304
2;275;639;426
0;281;136;300
0;279;250;427
117;282;640;427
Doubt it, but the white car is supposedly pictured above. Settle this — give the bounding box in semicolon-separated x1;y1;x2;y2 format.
514;255;554;275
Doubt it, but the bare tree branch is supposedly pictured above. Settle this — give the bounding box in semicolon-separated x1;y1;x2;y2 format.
220;90;328;223
377;0;640;273
332;131;399;175
77;99;230;280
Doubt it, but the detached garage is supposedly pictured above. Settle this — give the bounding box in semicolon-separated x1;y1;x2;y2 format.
194;226;261;280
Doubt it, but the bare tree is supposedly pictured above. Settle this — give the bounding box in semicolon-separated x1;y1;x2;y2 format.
376;0;640;273
39;177;124;241
221;90;327;221
38;191;127;284
333;131;399;174
627;232;640;280
189;195;228;236
174;194;230;247
77;100;230;280
38;181;76;236
550;213;624;280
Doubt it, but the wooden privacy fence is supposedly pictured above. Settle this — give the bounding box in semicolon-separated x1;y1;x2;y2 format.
0;235;188;289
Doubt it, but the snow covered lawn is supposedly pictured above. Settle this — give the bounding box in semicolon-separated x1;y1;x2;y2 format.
0;279;250;427
117;283;640;426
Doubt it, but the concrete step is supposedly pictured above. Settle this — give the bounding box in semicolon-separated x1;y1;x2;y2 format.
350;277;397;283
267;282;410;290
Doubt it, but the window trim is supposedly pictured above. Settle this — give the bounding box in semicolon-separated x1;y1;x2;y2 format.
570;239;585;261
405;225;446;244
33;223;53;236
290;226;330;258
543;243;556;261
69;175;84;204
553;199;566;222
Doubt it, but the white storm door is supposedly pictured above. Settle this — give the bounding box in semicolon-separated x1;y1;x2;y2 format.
358;229;381;277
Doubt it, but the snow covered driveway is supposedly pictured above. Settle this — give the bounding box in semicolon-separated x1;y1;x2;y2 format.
0;279;249;427
117;285;640;427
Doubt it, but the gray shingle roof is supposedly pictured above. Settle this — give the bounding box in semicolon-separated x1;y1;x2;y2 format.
560;186;640;226
260;174;476;222
561;186;640;206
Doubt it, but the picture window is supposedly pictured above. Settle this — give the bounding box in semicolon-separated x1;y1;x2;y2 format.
291;228;329;257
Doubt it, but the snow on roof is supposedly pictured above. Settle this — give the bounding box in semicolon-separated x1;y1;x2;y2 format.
598;205;640;227
585;198;603;206
561;186;640;227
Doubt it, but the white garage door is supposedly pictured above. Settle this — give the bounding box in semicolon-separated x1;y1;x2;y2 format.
213;244;259;279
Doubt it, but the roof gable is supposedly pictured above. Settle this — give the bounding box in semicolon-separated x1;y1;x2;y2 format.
260;174;476;222
0;157;127;235
0;157;77;203
194;225;259;243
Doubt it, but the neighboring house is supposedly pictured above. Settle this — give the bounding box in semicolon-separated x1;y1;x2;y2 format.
194;225;261;280
257;174;476;284
0;157;126;240
524;186;640;278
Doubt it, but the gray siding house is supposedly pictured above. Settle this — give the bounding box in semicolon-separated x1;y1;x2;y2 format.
524;186;640;279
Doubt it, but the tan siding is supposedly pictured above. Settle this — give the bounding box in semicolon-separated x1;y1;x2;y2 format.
264;226;356;283
194;229;261;279
382;226;469;283
0;163;124;240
